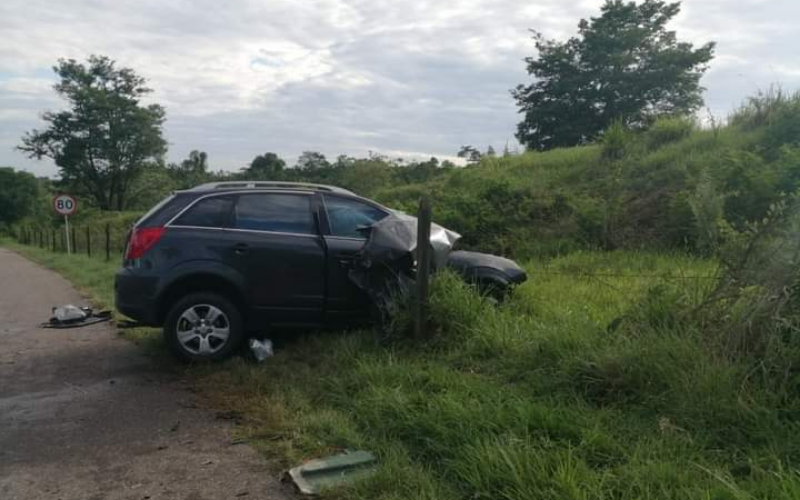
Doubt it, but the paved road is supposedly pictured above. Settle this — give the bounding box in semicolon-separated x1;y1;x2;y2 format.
0;248;289;500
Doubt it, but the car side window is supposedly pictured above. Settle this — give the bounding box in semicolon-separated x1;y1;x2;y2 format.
324;195;388;238
172;195;234;228
235;193;316;235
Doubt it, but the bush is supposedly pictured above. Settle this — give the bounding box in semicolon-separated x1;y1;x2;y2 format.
730;86;795;131
601;121;632;161
643;116;696;150
699;196;800;392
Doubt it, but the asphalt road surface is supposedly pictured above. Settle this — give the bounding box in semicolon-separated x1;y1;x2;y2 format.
0;248;289;500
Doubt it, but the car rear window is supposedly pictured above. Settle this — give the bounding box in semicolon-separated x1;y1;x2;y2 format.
324;195;388;238
172;195;234;228
234;193;315;235
136;194;185;227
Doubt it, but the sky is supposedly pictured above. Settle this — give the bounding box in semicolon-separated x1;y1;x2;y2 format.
1;0;798;177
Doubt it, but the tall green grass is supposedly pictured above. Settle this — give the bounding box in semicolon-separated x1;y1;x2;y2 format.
185;253;796;499
4;243;798;499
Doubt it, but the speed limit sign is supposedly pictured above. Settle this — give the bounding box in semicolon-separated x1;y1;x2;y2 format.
53;194;77;255
53;194;77;216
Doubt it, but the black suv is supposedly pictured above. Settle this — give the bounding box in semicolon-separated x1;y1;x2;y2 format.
115;181;525;361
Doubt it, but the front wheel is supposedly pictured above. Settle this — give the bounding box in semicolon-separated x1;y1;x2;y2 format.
476;278;511;303
163;292;244;361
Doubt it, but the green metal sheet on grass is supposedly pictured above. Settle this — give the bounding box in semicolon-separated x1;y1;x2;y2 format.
287;450;377;495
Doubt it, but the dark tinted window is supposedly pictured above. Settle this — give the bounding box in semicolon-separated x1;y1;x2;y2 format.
173;195;234;228
324;195;388;238
235;194;315;234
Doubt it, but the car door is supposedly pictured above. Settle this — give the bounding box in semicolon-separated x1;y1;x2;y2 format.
229;192;326;326
320;194;390;321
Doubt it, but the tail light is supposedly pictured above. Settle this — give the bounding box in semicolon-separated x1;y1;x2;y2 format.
125;227;166;260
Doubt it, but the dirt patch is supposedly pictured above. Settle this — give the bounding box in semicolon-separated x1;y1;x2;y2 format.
0;248;289;500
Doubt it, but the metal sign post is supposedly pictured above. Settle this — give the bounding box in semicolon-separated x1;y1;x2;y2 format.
64;215;71;254
53;194;77;254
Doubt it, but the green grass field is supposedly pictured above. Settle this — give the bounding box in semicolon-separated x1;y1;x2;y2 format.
4;238;799;499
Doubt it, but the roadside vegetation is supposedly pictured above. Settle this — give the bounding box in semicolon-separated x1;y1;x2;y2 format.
5;234;800;499
9;89;800;263
3;1;800;497
6;85;800;500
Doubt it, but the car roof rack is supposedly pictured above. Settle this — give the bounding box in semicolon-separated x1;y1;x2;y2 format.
187;181;355;195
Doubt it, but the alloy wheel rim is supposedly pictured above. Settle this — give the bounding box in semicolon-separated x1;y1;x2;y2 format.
176;304;230;355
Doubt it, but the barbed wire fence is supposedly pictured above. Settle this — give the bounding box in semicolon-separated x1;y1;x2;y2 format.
14;223;129;261
10;223;726;286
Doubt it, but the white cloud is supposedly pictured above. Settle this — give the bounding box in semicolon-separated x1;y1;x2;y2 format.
0;0;798;176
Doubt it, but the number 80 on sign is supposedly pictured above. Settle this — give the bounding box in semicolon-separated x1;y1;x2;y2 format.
53;194;77;216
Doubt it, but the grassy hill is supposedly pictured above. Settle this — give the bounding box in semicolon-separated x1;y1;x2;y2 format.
373;91;800;260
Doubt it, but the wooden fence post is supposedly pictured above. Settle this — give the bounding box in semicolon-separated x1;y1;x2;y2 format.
105;223;111;261
414;196;432;340
51;229;56;252
71;226;76;254
86;227;91;258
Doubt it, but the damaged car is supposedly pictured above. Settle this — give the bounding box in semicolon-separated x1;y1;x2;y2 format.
115;181;527;361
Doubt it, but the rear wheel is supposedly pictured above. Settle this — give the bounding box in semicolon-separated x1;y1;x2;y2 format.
163;292;244;361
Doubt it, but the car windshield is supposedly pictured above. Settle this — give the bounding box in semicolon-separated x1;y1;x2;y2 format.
324;195;388;238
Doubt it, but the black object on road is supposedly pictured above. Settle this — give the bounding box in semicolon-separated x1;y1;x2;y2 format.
42;305;112;329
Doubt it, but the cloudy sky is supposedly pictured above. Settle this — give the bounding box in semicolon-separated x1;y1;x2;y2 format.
1;0;798;177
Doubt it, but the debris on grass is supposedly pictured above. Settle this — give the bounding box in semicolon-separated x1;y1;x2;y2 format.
249;338;274;361
286;450;378;495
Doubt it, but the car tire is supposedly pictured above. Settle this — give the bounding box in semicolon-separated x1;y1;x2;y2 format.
476;277;510;303
163;292;244;362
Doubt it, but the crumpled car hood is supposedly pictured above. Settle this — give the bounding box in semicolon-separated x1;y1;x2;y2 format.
360;212;461;269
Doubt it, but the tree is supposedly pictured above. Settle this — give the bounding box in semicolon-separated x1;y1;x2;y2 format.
513;0;715;150
168;150;210;189
339;157;392;197
128;164;178;210
179;150;208;174
0;167;40;226
394;157;443;184
296;151;331;171
243;152;285;179
457;145;482;164
19;55;167;210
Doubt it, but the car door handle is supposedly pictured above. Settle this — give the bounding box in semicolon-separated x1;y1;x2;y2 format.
336;253;357;267
232;243;249;255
